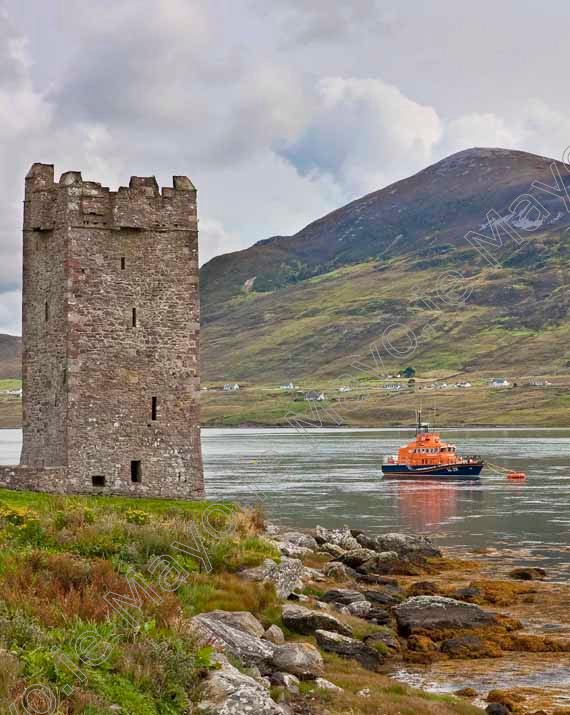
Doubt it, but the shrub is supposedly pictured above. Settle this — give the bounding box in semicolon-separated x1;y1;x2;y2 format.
0;610;46;650
125;509;150;526
54;507;96;530
9;519;47;548
0;504;39;526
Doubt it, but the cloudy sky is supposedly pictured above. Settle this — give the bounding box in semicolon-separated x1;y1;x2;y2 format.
1;0;569;334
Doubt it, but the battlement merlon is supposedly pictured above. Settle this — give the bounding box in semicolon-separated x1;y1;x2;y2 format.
24;165;197;232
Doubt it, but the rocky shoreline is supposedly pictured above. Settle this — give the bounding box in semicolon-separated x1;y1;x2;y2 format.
193;522;570;715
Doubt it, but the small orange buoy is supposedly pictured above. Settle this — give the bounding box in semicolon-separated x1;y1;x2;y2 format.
507;471;526;480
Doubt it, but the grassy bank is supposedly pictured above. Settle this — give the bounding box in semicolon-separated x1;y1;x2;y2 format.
201;378;570;428
0;489;485;715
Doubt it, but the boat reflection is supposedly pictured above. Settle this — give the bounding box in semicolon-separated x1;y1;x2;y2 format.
389;479;484;531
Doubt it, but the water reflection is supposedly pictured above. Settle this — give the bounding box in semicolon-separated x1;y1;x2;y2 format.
389;480;484;531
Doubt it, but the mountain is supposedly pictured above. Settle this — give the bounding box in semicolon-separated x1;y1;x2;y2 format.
0;335;21;379
200;148;570;384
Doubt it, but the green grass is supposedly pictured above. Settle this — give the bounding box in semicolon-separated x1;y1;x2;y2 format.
0;489;269;714
0;380;21;391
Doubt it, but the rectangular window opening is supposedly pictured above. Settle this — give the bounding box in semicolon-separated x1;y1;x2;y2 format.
92;475;105;487
131;460;142;483
132;308;137;328
121;257;126;270
151;396;158;421
45;301;49;322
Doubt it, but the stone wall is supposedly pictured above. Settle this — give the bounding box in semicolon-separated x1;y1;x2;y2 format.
16;164;204;499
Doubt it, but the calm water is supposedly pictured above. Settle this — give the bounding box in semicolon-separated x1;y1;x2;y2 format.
1;427;569;576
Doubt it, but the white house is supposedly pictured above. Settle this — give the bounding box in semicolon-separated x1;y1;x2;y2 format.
280;382;295;390
490;378;511;388
384;383;402;391
305;390;325;401
337;386;352;392
223;383;240;392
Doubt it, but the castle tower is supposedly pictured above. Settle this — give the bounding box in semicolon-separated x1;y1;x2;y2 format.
16;163;204;498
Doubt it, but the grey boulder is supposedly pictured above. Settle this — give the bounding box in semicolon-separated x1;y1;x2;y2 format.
199;655;285;715
358;532;441;559
263;624;285;645
394;596;497;636
202;610;265;638
282;604;352;637
336;548;379;568
192;613;275;669
319;543;346;559
271;642;324;679
321;589;367;606
323;562;357;580
240;558;304;598
315;525;360;551
282;531;318;551
315;629;383;670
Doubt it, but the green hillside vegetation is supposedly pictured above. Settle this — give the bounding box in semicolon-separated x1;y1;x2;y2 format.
199;148;570;425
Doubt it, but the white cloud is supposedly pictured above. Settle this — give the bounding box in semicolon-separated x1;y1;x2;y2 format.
282;76;443;195
0;0;570;337
442;114;520;155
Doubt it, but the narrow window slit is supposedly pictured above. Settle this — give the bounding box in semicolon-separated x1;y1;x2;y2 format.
131;460;142;483
121;257;126;270
132;308;137;328
45;301;49;322
151;396;158;421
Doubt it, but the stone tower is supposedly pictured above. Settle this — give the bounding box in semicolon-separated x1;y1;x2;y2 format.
0;163;204;498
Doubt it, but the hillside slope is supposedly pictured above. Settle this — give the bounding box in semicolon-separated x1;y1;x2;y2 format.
201;148;570;383
0;335;21;379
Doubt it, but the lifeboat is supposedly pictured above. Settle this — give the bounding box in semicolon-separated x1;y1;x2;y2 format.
382;410;484;481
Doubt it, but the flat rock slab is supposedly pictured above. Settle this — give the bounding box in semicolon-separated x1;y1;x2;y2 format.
394;596;497;636
357;532;441;559
192;613;275;669
203;610;265;638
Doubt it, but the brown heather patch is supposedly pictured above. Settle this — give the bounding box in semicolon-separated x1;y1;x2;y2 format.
0;551;182;627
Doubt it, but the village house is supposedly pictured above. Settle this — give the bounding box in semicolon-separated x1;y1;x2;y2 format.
304;390;326;401
490;378;511;388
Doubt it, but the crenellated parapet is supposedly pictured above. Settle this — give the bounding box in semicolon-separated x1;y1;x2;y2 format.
24;163;197;232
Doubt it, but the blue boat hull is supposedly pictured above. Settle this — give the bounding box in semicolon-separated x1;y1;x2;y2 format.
382;463;483;480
